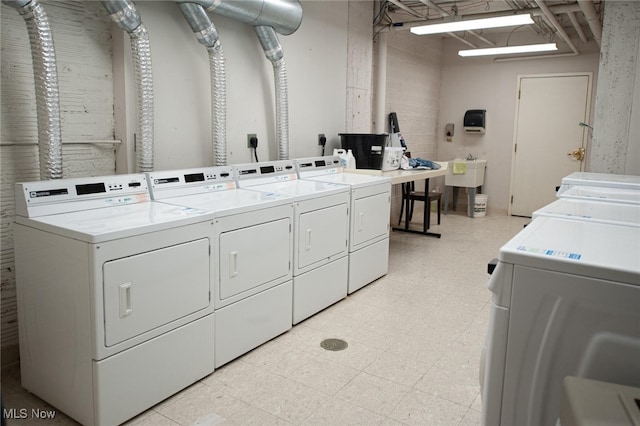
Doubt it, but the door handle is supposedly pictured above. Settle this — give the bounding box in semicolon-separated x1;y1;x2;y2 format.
229;250;238;277
567;147;585;161
119;282;132;318
305;228;312;251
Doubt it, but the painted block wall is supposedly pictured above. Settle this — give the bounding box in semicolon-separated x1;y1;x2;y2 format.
114;1;359;171
0;1;116;361
380;30;443;221
438;33;600;214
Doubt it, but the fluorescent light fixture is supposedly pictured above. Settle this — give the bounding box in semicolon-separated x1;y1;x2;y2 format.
410;14;534;35
458;43;558;57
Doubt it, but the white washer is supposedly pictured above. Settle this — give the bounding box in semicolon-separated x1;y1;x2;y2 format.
557;171;640;195
481;216;640;426
296;156;392;293
146;166;294;368
235;160;351;324
14;174;216;426
532;198;640;227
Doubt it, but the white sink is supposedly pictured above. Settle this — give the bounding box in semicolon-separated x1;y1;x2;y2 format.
445;159;487;187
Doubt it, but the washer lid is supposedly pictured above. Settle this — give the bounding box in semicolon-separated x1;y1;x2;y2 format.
499;216;640;285
155;187;292;217
15;201;212;243
558;186;640;205
533;198;640;227
561;172;640;190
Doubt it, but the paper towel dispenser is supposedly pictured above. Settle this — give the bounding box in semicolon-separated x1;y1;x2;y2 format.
464;110;486;134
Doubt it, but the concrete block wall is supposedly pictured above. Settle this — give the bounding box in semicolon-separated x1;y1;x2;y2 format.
381;30;443;223
1;1;115;363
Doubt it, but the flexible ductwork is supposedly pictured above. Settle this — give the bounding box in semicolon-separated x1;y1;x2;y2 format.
178;2;227;166
101;0;154;172
177;0;301;161
255;25;289;160
3;0;63;179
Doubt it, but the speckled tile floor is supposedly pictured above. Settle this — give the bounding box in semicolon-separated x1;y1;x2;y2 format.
1;212;529;426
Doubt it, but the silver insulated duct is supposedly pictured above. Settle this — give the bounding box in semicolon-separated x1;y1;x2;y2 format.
177;2;227;166
206;0;302;35
207;0;302;161
101;0;154;172
254;26;289;160
3;0;63;179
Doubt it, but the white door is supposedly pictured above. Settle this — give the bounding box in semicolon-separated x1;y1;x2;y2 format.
510;74;591;217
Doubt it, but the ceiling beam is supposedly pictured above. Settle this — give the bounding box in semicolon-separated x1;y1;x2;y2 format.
534;0;580;54
416;0;496;46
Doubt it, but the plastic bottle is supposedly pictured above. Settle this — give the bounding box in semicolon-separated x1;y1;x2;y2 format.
345;149;356;169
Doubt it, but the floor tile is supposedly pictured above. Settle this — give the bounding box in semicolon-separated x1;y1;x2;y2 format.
388;389;468;426
335;372;410;416
301;396;386;426
285;355;360;395
364;350;432;388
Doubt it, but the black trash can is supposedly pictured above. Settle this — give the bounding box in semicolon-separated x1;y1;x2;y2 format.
339;133;388;170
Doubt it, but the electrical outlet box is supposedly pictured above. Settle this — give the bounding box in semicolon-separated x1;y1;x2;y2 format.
247;134;257;148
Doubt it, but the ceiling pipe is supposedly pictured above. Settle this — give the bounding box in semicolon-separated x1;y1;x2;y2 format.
101;0;154;172
254;25;290;160
416;0;496;46
567;11;588;43
2;0;63;179
577;0;602;47
534;0;580;54
177;1;227;166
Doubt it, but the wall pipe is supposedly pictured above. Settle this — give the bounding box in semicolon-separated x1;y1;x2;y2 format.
3;0;63;179
101;0;154;172
177;2;227;166
567;11;588;44
254;25;289;160
578;0;602;48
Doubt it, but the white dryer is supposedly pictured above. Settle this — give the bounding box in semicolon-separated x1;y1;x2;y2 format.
557;171;640;194
235;160;351;324
532;198;640;227
146;166;294;368
481;216;640;426
296;156;392;293
14;174;216;426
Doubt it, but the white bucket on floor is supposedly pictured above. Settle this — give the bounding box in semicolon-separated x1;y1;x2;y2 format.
473;194;488;217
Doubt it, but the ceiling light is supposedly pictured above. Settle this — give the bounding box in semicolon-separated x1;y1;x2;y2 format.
410;14;534;35
458;43;558;57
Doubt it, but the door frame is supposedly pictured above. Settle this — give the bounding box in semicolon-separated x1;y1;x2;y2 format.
508;72;593;216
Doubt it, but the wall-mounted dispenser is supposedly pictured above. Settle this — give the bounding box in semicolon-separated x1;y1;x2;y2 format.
445;123;454;142
464;110;486;134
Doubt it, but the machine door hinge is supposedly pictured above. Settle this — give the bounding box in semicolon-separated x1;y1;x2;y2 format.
510;195;514;204
514;144;517;153
518;90;521;99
